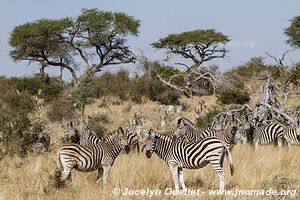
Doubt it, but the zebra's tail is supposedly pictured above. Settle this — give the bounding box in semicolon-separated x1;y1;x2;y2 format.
224;146;234;176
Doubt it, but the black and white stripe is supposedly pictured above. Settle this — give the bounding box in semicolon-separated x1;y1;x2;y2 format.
176;117;217;141
57;127;130;184
145;130;234;191
125;129;140;153
283;126;300;148
253;122;285;148
176;117;236;150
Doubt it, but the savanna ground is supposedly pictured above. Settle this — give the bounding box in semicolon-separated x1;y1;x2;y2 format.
0;94;300;200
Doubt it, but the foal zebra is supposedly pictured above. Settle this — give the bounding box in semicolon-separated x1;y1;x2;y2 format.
58;127;130;184
145;129;234;191
176;118;237;151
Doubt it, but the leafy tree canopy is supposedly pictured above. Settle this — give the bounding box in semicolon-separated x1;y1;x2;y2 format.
9;9;140;84
152;29;229;48
285;15;300;48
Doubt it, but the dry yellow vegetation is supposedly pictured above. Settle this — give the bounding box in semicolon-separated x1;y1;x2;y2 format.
0;95;300;200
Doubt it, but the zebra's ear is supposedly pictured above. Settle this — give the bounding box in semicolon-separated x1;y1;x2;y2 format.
68;121;73;128
149;129;156;137
117;127;125;135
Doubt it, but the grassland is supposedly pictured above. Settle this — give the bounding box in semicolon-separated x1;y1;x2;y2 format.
0;95;300;200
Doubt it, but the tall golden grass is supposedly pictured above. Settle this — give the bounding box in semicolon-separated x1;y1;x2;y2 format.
0;96;299;200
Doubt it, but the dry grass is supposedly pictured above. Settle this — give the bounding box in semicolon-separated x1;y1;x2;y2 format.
1;145;299;200
1;96;300;200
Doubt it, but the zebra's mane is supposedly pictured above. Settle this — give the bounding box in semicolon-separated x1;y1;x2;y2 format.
179;117;197;130
101;130;121;141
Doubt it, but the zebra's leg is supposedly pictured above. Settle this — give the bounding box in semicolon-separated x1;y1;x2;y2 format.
102;165;111;185
61;168;72;182
209;160;225;191
96;167;103;183
59;159;73;182
277;138;283;149
169;164;179;191
178;168;187;191
136;142;140;154
287;141;291;151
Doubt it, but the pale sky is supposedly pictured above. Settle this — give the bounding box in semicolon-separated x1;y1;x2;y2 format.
1;0;300;78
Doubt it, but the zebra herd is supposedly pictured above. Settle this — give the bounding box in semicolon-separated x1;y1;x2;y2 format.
34;114;300;191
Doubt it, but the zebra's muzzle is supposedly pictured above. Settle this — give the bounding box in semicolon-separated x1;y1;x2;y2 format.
124;145;130;154
145;150;152;158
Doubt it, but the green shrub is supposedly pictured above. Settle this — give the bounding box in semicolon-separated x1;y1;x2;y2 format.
93;70;180;105
46;98;75;122
0;107;46;157
2;91;34;112
217;89;250;105
88;114;110;138
12;73;62;101
196;106;221;129
95;70;131;101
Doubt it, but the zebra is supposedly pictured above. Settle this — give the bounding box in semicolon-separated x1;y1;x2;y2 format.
66;121;80;144
37;132;51;152
195;100;205;120
176;117;237;151
283;126;300;149
67;124;139;153
176;117;217;140
57;127;130;184
124;128;140;153
66;121;100;146
145;129;234;191
31;96;45;109
253;122;285;149
271;118;300;149
129;112;146;127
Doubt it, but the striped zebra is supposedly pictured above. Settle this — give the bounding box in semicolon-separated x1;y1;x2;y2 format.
176;118;237;151
37;132;51;152
124;128;140;153
145;129;234;191
57;127;130;184
271;118;300;149
66;121;80;144
253;122;285;148
176;118;216;141
283;126;300;149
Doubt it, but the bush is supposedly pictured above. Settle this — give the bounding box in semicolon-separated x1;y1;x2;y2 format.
217;89;250;105
93;70;180;105
95;70;131;101
12;73;62;101
88;114;110;138
46;98;75;122
196;106;221;129
0;107;46;157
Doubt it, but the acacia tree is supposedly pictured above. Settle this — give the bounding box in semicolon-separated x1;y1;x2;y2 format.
151;29;231;97
9;9;140;84
285;15;300;48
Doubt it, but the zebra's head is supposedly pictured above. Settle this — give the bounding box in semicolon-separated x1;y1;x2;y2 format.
145;129;159;158
116;127;130;154
67;121;80;144
36;132;50;152
176;117;194;139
